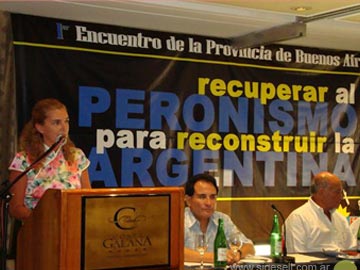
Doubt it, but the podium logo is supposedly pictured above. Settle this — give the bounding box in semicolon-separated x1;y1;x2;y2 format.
104;207;152;255
113;207;146;230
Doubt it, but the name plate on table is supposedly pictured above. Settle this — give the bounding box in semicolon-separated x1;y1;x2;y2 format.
81;194;170;270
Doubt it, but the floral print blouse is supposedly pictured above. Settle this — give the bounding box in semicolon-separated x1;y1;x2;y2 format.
8;147;90;210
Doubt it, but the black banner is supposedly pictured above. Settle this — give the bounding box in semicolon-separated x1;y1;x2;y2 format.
12;14;360;199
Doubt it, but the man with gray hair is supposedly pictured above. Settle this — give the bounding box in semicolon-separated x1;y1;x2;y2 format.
285;171;355;253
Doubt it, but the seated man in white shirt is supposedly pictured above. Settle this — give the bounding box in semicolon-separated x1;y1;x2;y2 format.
285;171;356;253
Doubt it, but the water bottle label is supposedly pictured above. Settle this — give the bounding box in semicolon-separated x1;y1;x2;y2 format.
217;247;227;261
270;237;282;256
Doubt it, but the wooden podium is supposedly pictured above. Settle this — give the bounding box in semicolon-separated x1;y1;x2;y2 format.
16;187;184;270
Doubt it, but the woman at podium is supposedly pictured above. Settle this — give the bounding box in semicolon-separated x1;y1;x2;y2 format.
8;98;91;220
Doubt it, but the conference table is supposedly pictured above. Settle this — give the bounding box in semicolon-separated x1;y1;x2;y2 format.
184;252;360;270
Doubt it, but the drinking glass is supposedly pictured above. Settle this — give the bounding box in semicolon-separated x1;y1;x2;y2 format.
228;232;243;257
194;233;208;269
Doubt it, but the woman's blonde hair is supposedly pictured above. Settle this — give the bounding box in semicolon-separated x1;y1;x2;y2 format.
19;98;76;165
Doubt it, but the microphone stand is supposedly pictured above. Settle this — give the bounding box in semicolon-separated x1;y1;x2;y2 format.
271;204;295;263
0;136;65;269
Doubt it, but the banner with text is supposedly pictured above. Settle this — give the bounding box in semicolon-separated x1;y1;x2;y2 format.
12;14;360;200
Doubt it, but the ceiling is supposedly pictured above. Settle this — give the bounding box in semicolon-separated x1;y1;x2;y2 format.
0;0;360;51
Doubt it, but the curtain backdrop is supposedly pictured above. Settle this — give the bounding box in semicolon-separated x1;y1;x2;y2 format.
0;11;17;258
0;12;16;184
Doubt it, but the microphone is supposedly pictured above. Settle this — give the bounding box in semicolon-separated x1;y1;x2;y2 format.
56;134;64;142
271;204;295;263
55;134;66;144
38;135;64;157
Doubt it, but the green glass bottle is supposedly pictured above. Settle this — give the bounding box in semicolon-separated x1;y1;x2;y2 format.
214;218;227;268
270;214;282;259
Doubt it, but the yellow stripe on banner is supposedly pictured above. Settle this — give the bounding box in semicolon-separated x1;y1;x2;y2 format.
216;196;360;201
13;41;360;77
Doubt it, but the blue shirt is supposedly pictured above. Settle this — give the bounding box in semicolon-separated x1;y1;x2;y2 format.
184;207;253;252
